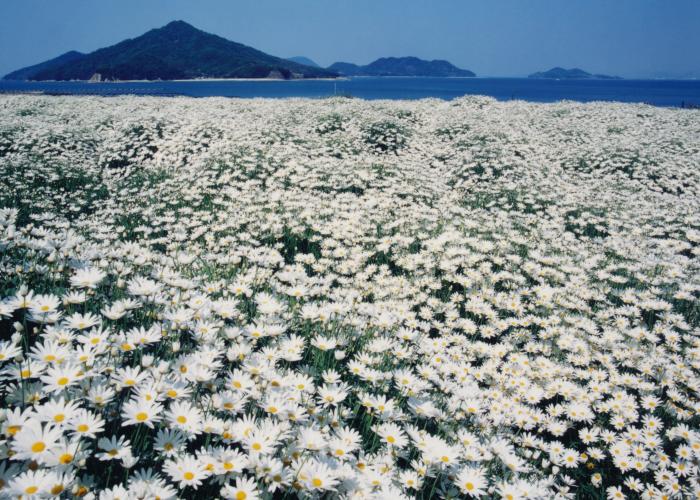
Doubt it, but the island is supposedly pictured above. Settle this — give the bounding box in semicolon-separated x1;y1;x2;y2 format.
528;67;621;80
3;21;336;81
286;56;320;68
327;57;475;77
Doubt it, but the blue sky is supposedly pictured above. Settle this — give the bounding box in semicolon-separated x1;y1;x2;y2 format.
1;0;699;78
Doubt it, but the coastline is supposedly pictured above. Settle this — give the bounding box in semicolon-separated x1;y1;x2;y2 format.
170;77;347;82
1;78;698;107
6;76;700;83
9;77;348;83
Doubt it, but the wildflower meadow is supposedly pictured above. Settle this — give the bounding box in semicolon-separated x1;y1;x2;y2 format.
0;94;698;499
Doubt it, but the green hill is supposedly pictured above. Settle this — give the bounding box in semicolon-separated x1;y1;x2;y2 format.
3;51;86;80
5;21;336;81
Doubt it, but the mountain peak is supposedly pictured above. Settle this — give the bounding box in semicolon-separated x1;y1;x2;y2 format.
160;20;198;32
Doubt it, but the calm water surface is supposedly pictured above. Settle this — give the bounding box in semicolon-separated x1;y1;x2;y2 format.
1;77;699;107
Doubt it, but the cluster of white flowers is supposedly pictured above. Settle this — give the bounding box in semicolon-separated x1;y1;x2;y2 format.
0;94;698;499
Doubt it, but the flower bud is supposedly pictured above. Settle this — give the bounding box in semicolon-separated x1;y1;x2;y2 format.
141;354;154;367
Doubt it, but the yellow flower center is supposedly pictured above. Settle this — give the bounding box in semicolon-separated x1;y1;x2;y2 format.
236;492;247;500
25;486;39;495
183;472;194;481
252;442;262;451
59;453;73;464
31;441;46;452
223;462;234;470
466;482;474;491
177;416;187;424
51;485;64;495
312;478;323;488
386;436;396;444
167;390;177;398
136;412;148;422
77;424;89;432
57;377;69;386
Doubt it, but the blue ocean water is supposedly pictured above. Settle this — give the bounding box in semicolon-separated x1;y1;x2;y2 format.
1;77;699;107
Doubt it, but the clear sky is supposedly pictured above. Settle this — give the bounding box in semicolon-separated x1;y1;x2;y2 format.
1;0;699;78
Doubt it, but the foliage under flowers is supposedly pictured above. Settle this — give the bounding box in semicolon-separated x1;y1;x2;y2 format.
0;94;698;499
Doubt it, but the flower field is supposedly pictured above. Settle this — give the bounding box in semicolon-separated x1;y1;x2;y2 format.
0;94;699;499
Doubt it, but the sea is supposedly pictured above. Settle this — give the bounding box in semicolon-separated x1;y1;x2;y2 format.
1;77;699;107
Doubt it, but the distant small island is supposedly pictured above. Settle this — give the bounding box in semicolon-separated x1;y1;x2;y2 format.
286;56;320;68
528;67;621;80
328;57;476;77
